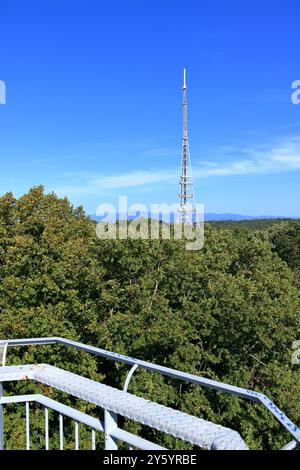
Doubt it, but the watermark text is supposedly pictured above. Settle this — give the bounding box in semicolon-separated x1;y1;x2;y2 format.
95;196;204;251
0;80;6;104
291;80;300;105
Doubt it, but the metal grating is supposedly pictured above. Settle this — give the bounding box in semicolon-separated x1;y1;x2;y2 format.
0;364;248;450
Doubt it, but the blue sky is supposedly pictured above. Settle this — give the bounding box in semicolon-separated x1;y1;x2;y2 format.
0;0;300;216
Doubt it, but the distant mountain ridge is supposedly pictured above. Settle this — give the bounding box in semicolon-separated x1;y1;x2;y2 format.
204;213;291;221
91;212;298;222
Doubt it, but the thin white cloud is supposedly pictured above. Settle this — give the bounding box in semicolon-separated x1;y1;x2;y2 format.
195;135;300;178
51;135;300;198
53;169;178;197
90;170;178;189
142;147;179;158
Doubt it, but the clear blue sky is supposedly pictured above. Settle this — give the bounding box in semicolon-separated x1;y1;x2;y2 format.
0;0;300;216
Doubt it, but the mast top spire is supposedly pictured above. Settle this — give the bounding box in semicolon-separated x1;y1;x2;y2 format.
183;68;186;90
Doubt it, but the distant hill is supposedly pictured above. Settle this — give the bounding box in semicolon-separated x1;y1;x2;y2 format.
204;213;282;221
207;218;297;231
91;211;298;223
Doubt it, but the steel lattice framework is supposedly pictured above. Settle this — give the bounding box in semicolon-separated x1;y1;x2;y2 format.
178;69;197;225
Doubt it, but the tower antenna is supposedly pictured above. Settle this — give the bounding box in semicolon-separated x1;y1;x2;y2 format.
177;68;196;225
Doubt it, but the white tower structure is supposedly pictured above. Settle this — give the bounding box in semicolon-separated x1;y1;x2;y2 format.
177;68;196;225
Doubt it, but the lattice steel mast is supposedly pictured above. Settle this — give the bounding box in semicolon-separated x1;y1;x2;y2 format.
178;68;196;224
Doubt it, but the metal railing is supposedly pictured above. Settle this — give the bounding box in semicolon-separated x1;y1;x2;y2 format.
0;363;247;450
0;392;166;450
0;337;299;450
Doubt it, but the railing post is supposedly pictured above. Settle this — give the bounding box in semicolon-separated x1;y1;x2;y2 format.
0;384;4;450
25;402;30;450
59;414;64;450
92;429;96;450
45;407;49;450
75;421;79;450
123;364;138;393
1;343;8;367
104;409;118;450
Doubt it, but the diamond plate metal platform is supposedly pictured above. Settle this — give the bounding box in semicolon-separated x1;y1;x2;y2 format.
0;364;248;450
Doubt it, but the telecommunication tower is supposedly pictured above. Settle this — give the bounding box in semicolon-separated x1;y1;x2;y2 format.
177;68;196;225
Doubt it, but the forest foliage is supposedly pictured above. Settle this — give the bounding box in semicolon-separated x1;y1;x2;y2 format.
0;187;299;450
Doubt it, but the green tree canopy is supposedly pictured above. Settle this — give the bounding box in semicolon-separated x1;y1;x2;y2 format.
0;187;299;450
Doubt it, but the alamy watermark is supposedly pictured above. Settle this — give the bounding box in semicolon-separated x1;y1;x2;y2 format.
292;340;300;365
95;196;204;251
291;80;300;105
0;80;6;104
